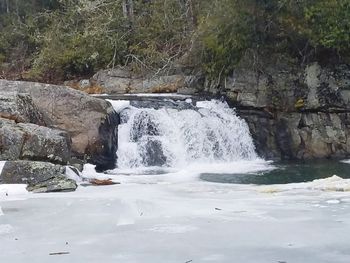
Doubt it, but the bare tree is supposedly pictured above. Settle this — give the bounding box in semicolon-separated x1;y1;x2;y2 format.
122;0;134;20
178;0;197;31
5;0;10;13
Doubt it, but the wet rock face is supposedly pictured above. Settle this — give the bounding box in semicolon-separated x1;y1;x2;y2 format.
131;111;161;142
289;112;350;159
0;80;119;170
219;61;350;160
246;112;350;160
0;161;77;193
141;139;167;167
237;110;280;160
92;111;120;172
239;111;350;160
0;118;71;164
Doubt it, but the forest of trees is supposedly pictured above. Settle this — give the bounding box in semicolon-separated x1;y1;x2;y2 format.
0;0;349;83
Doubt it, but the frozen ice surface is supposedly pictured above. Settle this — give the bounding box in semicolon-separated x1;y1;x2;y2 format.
1;166;350;263
0;184;29;200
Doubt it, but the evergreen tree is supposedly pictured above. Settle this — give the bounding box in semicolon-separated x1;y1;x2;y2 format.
0;0;349;82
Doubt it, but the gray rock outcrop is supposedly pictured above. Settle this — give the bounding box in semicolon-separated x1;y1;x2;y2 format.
0;79;119;170
0;161;77;193
91;67;200;94
0;118;71;164
0;79;122;192
210;60;350;160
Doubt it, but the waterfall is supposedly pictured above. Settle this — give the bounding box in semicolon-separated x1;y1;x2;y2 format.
114;99;258;170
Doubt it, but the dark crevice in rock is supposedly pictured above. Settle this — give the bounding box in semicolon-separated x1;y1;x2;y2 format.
275;118;295;160
90;110;120;172
18;131;30;161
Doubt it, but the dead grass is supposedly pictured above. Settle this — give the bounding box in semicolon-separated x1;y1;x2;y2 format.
67;81;105;94
151;84;179;93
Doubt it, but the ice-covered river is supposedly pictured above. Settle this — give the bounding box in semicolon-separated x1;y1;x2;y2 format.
1;163;350;263
1;99;350;262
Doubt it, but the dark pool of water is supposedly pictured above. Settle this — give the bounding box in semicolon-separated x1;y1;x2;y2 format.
200;160;350;185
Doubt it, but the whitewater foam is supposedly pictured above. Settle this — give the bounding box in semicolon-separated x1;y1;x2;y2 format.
0;161;6;175
106;99;130;113
115;100;259;170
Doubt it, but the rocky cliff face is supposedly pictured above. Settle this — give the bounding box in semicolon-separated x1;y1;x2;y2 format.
70;67;202;95
213;62;350;160
90;62;350;161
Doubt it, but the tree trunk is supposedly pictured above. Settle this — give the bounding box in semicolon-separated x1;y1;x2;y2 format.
122;0;127;18
179;0;197;31
5;0;9;13
187;0;198;28
122;0;134;21
15;0;20;21
128;0;134;20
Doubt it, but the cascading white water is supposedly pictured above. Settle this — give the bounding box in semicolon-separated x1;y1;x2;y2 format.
116;99;258;169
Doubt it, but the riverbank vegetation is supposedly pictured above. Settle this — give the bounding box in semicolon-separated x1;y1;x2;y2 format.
0;0;349;82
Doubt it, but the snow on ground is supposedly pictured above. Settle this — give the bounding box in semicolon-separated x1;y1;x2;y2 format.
0;184;29;200
1;162;350;262
106;99;130;113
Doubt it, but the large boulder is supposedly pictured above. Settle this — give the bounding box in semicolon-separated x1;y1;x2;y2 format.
0;80;119;170
0;118;71;164
0;92;45;125
0;161;77;193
